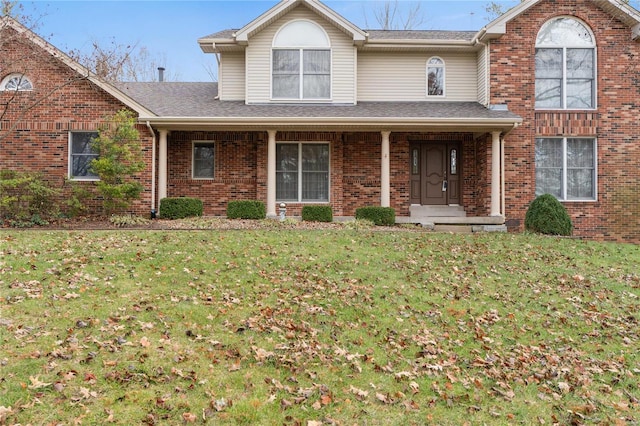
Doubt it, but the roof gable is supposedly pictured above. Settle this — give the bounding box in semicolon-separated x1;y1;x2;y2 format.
479;0;640;41
1;16;156;116
235;0;366;44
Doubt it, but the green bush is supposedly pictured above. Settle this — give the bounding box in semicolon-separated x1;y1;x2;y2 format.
525;193;573;236
160;197;203;219
227;200;266;220
0;170;61;221
301;205;333;222
355;206;395;226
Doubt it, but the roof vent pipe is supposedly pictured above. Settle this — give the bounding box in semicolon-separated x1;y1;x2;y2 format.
158;67;165;82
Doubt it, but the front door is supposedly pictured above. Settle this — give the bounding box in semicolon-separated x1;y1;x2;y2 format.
410;142;460;205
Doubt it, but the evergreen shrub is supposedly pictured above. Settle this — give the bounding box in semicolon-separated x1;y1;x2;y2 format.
301;205;333;222
160;197;203;219
227;200;266;220
524;193;573;236
354;206;395;226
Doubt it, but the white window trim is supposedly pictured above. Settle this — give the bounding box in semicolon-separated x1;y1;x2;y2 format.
0;73;34;91
192;141;216;180
536;137;598;202
271;19;332;102
276;141;331;203
68;131;99;181
535;17;597;111
426;56;445;98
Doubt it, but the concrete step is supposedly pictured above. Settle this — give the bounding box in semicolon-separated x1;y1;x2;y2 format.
434;224;473;233
410;205;466;217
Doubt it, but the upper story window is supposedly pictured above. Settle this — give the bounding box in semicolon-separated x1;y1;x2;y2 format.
69;132;99;180
0;73;33;91
272;20;331;100
427;57;445;97
535;17;595;109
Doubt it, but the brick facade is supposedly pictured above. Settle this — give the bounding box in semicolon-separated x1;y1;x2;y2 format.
492;0;640;242
1;24;155;216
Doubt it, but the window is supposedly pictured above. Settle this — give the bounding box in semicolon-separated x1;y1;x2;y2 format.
535;17;595;109
272;20;331;100
427;57;445;97
535;137;596;201
69;132;99;179
0;73;33;91
276;143;329;202
193;142;215;179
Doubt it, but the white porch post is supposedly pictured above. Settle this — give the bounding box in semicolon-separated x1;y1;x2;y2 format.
491;131;502;217
267;130;277;217
158;129;168;211
381;130;391;207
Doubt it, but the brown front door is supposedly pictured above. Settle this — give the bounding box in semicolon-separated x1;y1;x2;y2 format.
410;142;460;205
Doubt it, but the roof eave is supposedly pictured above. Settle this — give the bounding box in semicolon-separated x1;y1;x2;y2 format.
140;116;522;133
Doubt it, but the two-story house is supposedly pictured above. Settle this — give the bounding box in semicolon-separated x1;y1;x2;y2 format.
2;0;640;242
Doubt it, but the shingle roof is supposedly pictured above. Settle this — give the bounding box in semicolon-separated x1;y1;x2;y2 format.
365;30;476;41
200;28;477;42
116;82;520;123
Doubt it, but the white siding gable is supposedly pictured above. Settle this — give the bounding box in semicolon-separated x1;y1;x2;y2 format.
245;5;356;104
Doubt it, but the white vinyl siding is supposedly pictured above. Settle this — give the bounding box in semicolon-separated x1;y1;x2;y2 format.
358;52;478;102
477;46;488;105
219;52;245;101
245;6;355;104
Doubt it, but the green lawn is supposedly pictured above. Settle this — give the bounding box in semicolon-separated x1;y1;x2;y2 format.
0;229;638;425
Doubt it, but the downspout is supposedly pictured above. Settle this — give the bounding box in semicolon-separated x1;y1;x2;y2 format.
501;135;505;218
146;121;157;217
214;52;221;100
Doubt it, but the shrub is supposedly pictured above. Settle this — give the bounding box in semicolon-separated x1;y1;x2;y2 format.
160;197;203;219
109;214;151;227
0;170;61;221
355;206;395;226
525;193;573;236
227;200;266;220
301;205;333;222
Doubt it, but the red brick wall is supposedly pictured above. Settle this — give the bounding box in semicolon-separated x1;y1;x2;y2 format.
0;25;154;216
491;0;640;242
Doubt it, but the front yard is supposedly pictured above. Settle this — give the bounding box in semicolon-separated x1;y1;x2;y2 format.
0;229;638;425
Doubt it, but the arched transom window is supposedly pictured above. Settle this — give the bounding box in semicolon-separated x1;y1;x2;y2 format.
1;73;33;91
427;57;445;97
535;17;595;109
272;20;331;100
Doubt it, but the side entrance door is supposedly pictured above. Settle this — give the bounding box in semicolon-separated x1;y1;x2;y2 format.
409;142;460;205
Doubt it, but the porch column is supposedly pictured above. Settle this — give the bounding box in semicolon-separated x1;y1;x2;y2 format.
267;130;277;217
158;129;168;209
381;131;391;207
490;131;501;217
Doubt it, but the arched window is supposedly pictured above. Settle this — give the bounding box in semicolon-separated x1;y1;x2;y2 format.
427;57;445;97
1;73;33;91
272;20;331;100
535;17;595;109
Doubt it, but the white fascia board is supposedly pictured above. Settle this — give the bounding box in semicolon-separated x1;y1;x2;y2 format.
234;0;366;44
142;116;523;132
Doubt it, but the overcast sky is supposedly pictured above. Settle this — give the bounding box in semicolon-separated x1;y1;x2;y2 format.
18;0;640;82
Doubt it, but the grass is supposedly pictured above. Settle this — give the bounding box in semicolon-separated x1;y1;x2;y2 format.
0;229;638;425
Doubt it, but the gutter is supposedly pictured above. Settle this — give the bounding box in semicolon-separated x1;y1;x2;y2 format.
146;121;157;216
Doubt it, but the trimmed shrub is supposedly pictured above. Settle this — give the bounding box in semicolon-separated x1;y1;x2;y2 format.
301;205;333;222
525;193;573;236
355;206;395;226
227;200;266;220
160;197;203;219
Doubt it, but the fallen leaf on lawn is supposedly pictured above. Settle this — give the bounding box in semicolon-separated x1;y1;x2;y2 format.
0;406;13;422
349;385;369;401
28;375;52;389
182;412;197;423
308;421;323;426
140;337;151;348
